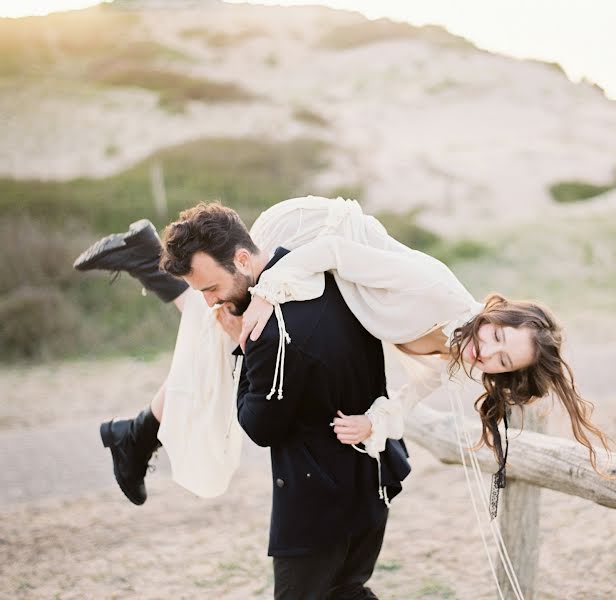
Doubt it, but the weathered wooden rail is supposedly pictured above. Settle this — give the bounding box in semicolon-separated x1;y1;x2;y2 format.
404;402;615;599
404;404;616;508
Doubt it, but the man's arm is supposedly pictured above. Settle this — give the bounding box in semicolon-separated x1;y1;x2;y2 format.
237;330;308;447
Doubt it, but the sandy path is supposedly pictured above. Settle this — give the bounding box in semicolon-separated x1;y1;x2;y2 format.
1;346;615;599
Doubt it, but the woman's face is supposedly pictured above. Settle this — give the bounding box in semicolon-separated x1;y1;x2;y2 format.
461;323;535;374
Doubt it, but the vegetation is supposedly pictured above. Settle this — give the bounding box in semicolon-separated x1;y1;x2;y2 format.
0;6;250;112
317;19;472;51
0;136;328;362
292;106;329;127
0;6;139;76
549;179;615;203
375;209;489;265
92;64;254;111
180;27;266;47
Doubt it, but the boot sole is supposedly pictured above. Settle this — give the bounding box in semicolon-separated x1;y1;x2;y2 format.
73;219;157;271
100;420;147;506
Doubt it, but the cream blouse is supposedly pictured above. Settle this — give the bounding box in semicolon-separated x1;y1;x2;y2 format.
159;196;483;497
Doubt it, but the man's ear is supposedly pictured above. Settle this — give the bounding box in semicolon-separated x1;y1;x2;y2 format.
234;248;251;273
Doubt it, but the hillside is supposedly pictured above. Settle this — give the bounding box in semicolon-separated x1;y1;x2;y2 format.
2;2;616;230
1;1;615;362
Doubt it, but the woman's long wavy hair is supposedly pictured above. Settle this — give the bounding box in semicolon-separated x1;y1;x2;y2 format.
448;293;613;475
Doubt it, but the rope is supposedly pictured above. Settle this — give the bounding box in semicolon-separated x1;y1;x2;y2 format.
265;303;291;400
351;443;390;506
449;388;525;600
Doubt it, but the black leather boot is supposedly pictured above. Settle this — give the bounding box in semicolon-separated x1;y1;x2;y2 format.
100;407;162;505
73;219;188;303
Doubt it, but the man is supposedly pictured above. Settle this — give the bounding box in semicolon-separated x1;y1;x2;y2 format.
160;202;410;599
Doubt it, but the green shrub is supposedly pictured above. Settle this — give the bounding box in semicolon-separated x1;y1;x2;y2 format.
375;210;489;265
179;27;266;47
92;64;254;111
0;136;329;234
0;286;82;361
549;180;615;203
434;238;489;264
317;19;471;51
293;107;329;127
376;210;441;251
328;185;364;202
0;136;329;362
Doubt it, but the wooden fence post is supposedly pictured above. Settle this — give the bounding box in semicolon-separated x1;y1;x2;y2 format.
496;403;547;599
150;161;168;221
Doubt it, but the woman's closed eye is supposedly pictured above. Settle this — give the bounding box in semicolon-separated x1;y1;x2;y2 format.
494;328;506;367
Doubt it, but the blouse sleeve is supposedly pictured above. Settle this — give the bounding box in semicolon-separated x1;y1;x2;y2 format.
250;234;443;305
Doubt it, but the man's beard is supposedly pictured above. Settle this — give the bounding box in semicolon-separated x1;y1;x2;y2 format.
224;272;254;316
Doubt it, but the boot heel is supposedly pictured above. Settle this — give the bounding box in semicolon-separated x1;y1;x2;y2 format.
100;420;114;448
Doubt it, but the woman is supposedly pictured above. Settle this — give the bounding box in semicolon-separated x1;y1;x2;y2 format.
75;196;612;505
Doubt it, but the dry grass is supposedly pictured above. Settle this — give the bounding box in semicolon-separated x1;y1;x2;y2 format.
0;136;328;362
0;6;138;76
179;26;267;47
317;19;473;51
292;106;329;127
92;62;255;111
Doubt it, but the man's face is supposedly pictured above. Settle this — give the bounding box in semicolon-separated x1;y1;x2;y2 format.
183;251;253;316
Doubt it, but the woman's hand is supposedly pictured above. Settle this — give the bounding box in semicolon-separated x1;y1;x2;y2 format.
239;295;274;351
332;411;372;445
216;303;243;345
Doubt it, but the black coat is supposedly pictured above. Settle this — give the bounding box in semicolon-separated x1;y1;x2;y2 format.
236;247;410;557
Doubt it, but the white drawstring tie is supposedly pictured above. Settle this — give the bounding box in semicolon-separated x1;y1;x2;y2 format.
352;444;391;507
265;303;291;400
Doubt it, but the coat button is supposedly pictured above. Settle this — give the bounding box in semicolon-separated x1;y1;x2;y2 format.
276;478;285;488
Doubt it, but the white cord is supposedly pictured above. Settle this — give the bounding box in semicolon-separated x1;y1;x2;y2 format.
452;391;524;600
265;303;291;400
449;388;525;600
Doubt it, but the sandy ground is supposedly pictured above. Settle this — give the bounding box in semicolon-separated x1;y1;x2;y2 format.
2;3;616;234
1;332;614;600
1;4;615;598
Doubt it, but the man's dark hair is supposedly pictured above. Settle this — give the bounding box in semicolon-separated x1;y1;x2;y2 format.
160;201;258;276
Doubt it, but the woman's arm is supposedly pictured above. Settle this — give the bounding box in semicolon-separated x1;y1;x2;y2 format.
333;389;406;458
240;233;449;348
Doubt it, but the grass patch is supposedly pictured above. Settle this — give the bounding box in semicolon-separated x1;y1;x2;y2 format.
0;136;328;234
425;78;461;95
293;106;329;127
0;136;328;362
328;184;364;202
376;559;403;572
376;209;490;265
92;63;254;111
417;578;456;598
549;180;615;203
317;19;472;51
180;27;266;47
447;212;616;319
376;210;441;250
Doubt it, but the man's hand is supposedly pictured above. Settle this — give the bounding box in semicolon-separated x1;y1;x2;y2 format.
239;295;274;351
332;411;372;445
216;303;243;345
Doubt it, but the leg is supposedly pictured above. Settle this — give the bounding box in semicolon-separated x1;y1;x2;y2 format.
171;287;190;313
150;380;166;422
100;380;167;505
273;540;348;600
73;219;189;306
325;517;388;600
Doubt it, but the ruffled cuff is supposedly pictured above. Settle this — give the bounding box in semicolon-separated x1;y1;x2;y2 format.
363;392;405;458
249;268;325;305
